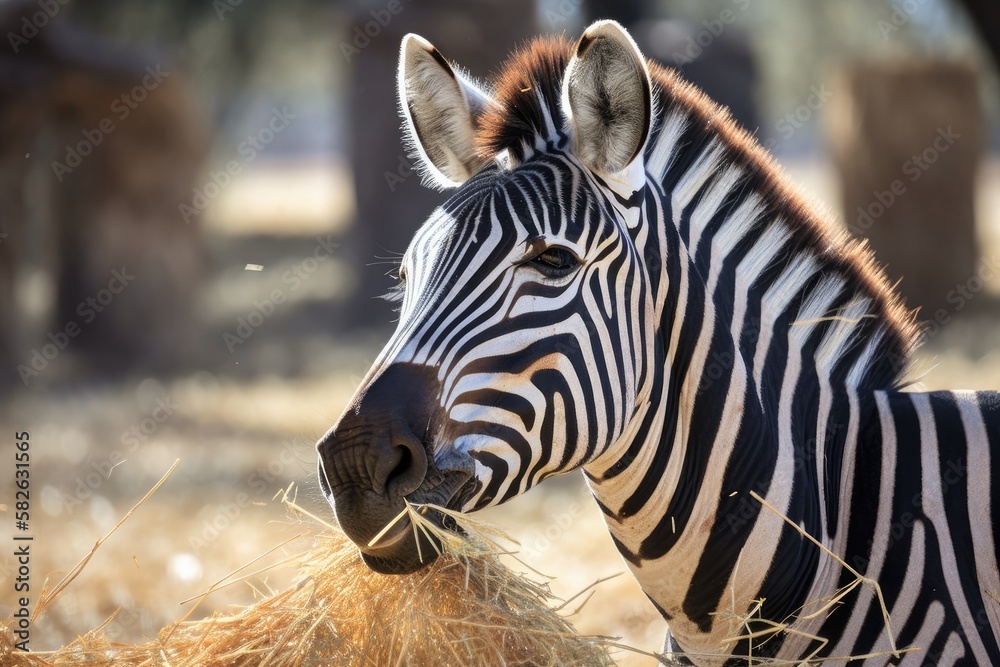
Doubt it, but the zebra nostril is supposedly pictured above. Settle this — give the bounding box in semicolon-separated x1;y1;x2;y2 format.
319;362;440;500
387;433;428;497
369;428;428;498
386;446;413;491
370;444;401;496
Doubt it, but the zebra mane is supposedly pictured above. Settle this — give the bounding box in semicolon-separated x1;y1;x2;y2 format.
475;36;921;388
477;37;573;164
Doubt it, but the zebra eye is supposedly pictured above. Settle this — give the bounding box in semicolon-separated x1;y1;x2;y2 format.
528;247;579;278
381;265;407;305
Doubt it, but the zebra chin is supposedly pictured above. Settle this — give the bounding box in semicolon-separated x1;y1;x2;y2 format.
317;458;474;574
338;490;462;575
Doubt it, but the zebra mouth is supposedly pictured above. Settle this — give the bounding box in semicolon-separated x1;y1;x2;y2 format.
357;496;466;574
335;464;473;575
447;475;484;512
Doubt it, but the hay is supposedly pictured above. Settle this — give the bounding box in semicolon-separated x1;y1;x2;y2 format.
0;468;913;666
1;518;616;667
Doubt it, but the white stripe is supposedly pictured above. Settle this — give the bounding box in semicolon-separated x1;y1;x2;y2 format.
729;221;787;363
729;278;841;639
711;193;762;261
912;392;992;664
646;111;686;179
790;276;844;533
829;391;898;659
778;362;869;661
671;141;724;230
408;201;515;365
884;521;926;653
688;165;741;253
955;391;1000;647
937;632;967;667
898;601;946;667
751;253;817;398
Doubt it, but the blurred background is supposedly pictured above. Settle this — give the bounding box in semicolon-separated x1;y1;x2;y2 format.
0;0;998;663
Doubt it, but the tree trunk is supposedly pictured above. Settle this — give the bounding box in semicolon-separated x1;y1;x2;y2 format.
826;60;984;322
341;0;538;331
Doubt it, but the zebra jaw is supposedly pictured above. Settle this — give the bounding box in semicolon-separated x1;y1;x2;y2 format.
319;452;473;575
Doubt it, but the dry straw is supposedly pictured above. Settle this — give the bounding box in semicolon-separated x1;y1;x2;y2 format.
0;466;912;666
0;474;617;667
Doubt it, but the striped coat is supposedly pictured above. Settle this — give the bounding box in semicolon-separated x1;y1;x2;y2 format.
317;20;1000;665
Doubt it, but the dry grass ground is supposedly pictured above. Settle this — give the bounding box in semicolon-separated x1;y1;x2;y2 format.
1;520;620;666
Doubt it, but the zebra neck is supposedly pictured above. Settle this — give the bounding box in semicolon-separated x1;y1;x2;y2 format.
583;232;877;658
583;111;916;657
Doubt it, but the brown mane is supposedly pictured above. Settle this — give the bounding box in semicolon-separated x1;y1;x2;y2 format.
477;36;573;163
474;36;921;381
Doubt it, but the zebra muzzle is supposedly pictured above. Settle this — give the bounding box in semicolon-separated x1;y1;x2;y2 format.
315;361;470;573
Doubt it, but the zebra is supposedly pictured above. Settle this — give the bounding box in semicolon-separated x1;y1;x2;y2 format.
316;20;1000;665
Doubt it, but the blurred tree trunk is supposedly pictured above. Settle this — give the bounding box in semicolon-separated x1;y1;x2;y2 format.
582;0;645;25
0;3;208;388
48;69;207;372
826;61;984;321
342;0;538;330
0;90;46;387
954;0;1000;72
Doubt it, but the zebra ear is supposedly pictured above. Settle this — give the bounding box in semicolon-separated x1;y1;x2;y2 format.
398;34;495;189
561;20;652;176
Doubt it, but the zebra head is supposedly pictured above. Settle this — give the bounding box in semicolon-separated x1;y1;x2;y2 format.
318;21;657;573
